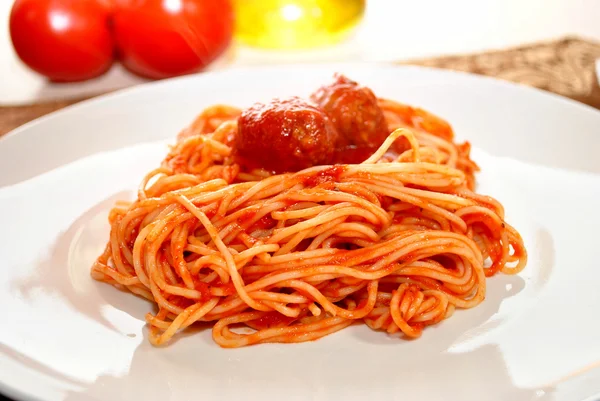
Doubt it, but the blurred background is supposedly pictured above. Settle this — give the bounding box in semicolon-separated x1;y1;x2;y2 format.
1;0;600;106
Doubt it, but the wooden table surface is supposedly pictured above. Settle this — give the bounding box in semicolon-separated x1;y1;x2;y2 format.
1;37;599;139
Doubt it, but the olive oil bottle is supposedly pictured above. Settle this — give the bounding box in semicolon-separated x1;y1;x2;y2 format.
234;0;366;49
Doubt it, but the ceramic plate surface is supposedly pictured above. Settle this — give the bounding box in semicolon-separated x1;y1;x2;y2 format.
1;64;600;401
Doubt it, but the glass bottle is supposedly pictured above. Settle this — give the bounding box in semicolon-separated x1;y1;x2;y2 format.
234;0;366;49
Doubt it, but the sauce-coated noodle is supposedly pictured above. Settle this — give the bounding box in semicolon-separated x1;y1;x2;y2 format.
91;97;526;348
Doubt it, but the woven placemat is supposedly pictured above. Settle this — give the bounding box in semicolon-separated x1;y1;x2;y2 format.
1;36;599;138
406;36;600;109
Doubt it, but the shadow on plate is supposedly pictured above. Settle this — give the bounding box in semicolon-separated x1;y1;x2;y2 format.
56;332;560;401
11;191;150;335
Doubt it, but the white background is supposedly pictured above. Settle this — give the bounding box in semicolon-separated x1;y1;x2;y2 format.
1;0;600;105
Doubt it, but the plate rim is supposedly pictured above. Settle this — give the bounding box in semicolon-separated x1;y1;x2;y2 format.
2;62;600;147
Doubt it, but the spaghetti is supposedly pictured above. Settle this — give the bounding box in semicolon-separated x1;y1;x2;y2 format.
91;81;526;348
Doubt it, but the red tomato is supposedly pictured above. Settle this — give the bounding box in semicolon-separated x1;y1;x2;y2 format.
112;0;234;80
9;0;115;82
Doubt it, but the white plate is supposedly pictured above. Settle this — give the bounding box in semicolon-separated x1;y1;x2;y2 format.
1;65;600;401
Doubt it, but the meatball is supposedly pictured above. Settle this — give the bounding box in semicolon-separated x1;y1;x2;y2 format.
236;97;340;173
310;74;389;150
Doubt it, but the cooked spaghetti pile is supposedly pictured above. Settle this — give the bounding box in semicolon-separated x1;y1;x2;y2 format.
91;76;526;348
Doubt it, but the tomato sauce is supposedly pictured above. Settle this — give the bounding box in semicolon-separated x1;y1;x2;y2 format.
213;281;236;296
193;279;212;302
248;312;297;330
333;144;379;164
237;210;277;233
303;165;346;187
